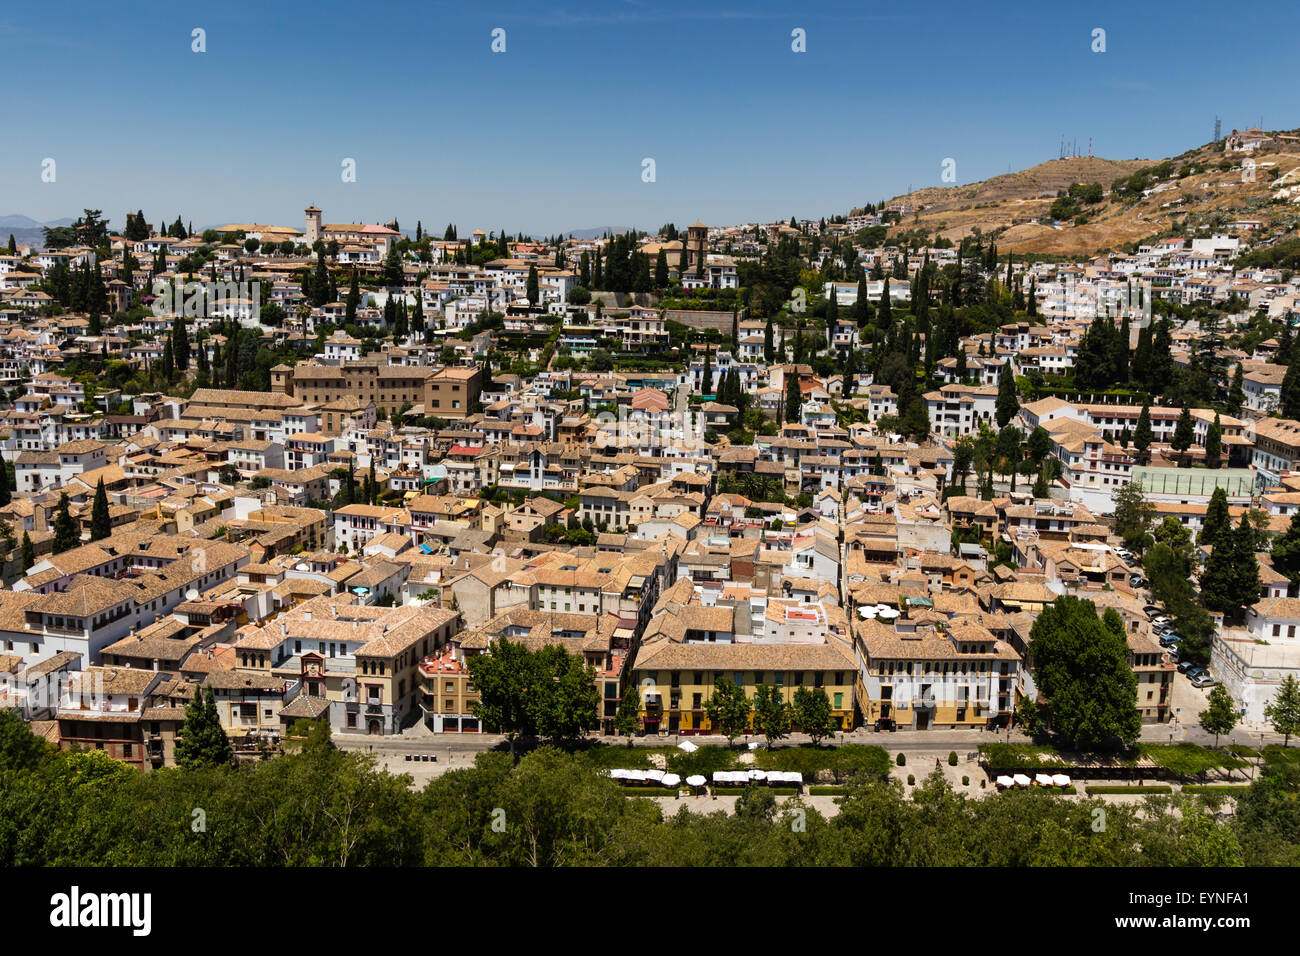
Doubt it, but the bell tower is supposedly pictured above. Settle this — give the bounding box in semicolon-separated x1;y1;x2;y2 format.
305;205;322;245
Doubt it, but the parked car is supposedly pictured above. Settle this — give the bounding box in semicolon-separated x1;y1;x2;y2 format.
1187;667;1208;680
1152;616;1172;628
1130;574;1148;588
1159;634;1182;647
1191;675;1218;688
1144;604;1163;617
1177;660;1197;673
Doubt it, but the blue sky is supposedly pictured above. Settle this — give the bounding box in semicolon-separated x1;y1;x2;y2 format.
0;0;1293;236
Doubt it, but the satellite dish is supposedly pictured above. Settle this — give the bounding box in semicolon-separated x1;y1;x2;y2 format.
186;588;199;600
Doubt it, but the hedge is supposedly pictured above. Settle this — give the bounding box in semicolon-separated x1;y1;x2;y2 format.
1086;785;1173;795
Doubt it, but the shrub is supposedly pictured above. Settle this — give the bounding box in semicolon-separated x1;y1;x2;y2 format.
666;745;738;777
962;775;970;786
948;751;958;766
896;752;906;766
907;774;915;786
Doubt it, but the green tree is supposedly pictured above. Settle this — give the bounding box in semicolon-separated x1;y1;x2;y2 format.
0;708;53;772
89;478;111;542
705;678;752;745
1200;487;1232;551
785;371;802;422
467;638;540;761
1028;597;1141;750
793;685;837;745
526;264;539;306
1113;479;1156;554
752;684;791;746
20;532;34;571
614;683;641;738
1204;413;1222;470
1133;402;1154;454
995;364;1019;428
535;646;600;746
174;685;234;770
1171;405;1195;456
1198;684;1238;749
1272;512;1300;586
51;493;79;554
1264;674;1300;747
1201;512;1260;614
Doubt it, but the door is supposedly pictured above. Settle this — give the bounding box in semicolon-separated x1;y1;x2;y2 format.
916;709;929;731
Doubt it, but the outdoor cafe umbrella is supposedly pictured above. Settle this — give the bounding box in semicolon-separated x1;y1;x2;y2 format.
661;773;682;788
677;739;698;752
686;775;707;788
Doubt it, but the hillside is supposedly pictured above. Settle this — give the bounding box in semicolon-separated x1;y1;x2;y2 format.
877;130;1300;256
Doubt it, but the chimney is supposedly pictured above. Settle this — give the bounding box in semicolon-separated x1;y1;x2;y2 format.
280;622;287;635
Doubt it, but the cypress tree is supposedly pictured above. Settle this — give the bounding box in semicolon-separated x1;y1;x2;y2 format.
785;370;802;422
1200;487;1231;551
995;364;1019;428
52;494;79;554
175;685;234;770
21;532;34;571
1134;402;1154;452
1204;413;1223;470
1171;406;1194;455
0;458;9;506
90;478;111;541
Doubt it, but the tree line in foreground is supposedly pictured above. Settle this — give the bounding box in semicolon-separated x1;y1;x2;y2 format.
2;711;1298;867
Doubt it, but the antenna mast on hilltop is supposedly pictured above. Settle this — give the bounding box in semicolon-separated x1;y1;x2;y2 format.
1214;115;1221;143
1088;137;1093;157
1059;134;1065;160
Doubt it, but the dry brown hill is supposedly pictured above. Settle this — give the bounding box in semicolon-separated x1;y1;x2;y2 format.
877;132;1300;256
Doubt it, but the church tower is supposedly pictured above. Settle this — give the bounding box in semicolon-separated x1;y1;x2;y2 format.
305;205;322;245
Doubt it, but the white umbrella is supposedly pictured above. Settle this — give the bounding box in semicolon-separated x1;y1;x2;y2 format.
1013;774;1032;788
711;771;729;783
661;773;681;788
748;769;767;781
1051;774;1071;787
608;769;627;780
644;769;665;782
996;775;1014;789
686;775;707;788
624;770;645;783
677;739;698;752
1034;773;1054;787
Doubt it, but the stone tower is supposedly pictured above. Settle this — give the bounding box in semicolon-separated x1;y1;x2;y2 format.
305;205;322;245
686;221;707;274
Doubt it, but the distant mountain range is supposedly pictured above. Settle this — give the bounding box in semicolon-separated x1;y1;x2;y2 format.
1;214;78;251
0;214;77;230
